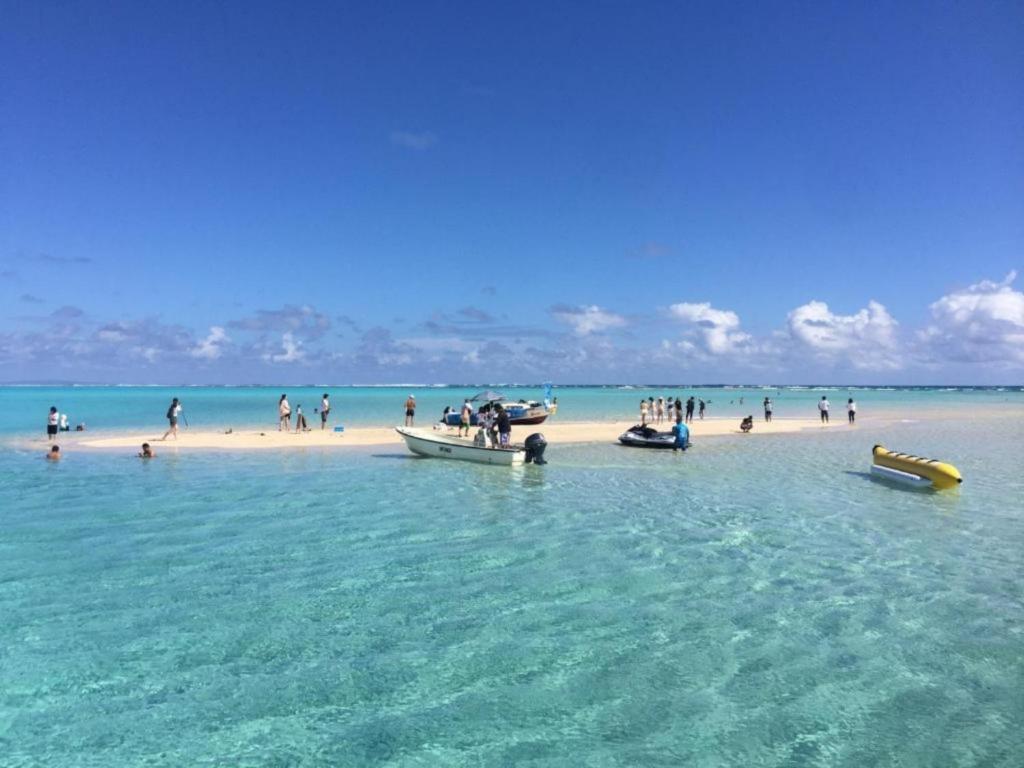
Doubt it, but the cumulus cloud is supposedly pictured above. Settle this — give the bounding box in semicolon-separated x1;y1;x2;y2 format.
668;302;752;355
262;332;306;364
391;131;437;150
920;272;1024;366
190;326;229;360
787;299;900;370
551;305;627;336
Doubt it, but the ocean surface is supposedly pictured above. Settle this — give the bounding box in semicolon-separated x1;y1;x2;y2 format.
1;386;1022;766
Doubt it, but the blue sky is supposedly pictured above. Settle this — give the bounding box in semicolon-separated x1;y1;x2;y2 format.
1;1;1022;383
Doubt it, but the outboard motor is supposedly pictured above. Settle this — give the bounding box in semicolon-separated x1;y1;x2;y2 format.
524;433;548;465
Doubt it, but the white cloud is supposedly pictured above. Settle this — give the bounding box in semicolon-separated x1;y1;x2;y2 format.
263;332;306;364
668;302;752;355
551;305;626;336
190;326;229;360
787;299;900;370
920;272;1024;365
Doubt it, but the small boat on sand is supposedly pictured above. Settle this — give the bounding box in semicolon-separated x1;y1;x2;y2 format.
396;427;548;466
443;388;557;427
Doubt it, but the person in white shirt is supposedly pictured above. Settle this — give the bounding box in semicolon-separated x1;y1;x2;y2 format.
847;398;857;424
59;413;69;432
278;394;291;432
47;407;59;440
320;394;331;430
818;396;830;423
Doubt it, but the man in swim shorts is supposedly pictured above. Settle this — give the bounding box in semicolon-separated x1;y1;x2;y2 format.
404;394;416;426
458;399;472;437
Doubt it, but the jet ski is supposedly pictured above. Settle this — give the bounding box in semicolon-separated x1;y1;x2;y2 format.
618;424;680;449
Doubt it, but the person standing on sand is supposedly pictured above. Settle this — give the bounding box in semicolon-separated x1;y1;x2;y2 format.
847;398;856;424
656;397;665;424
640;399;649;425
295;404;309;431
666;398;675;423
161;398;182;440
458;399;472;437
496;403;512;447
320;393;330;430
764;397;773;422
684;397;694;423
47;406;59;441
698;399;706;420
404;394;416;426
278;394;291;432
818;396;830;423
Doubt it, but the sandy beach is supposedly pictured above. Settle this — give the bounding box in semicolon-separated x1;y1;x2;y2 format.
62;416;853;451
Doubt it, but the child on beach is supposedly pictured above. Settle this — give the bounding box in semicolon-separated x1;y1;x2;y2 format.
295;405;309;431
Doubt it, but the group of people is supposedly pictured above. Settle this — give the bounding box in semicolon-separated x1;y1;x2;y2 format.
44;406;84;439
276;394;332;433
437;399;513;448
640;396;707;426
815;396;857;424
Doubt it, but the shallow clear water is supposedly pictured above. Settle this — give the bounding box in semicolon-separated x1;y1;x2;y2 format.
3;384;1023;434
1;392;1022;765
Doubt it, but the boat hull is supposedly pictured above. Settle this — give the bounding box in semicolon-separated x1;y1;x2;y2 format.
396;427;525;465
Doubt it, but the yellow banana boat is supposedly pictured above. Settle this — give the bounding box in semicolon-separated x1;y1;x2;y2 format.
872;445;962;489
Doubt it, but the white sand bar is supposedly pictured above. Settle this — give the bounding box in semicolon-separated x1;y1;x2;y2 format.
72;417;845;451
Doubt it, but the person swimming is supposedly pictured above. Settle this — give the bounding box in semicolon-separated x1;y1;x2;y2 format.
139;442;156;458
46;445;61;461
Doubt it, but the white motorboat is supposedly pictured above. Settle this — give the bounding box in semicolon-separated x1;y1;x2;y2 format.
395;427;526;465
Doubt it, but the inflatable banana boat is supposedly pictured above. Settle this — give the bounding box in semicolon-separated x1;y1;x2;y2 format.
871;445;962;489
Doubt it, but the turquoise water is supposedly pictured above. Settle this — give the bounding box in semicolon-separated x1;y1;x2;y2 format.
1;388;1023;765
2;384;1023;435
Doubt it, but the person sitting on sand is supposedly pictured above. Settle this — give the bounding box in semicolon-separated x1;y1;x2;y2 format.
295;404;309;431
278;394;291;432
138;442;156;458
740;415;754;433
47;445;60;461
